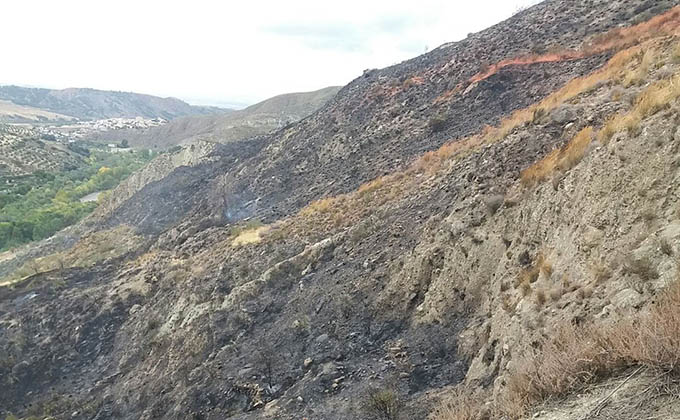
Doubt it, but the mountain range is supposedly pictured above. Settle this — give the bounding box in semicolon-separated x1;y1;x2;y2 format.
0;85;225;122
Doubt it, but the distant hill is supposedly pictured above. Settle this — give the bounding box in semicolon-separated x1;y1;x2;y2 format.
89;86;342;149
0;99;77;123
0;85;228;122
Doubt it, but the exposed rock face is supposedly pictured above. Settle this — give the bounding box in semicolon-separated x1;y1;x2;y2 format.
2;1;680;420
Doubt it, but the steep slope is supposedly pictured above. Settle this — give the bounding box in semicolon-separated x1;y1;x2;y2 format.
2;2;680;420
0;85;226;121
88;86;342;149
91;0;680;233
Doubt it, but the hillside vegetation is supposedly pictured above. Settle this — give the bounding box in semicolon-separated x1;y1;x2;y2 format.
3;2;680;420
0;149;152;250
0;125;86;177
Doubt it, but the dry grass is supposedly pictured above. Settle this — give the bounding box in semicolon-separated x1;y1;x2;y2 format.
415;27;678;205
540;260;553;277
416;40;660;178
517;266;540;285
612;281;680;372
410;135;486;175
534;289;547;306
549;287;563;302
500;279;680;417
0;226;141;287
362;387;402;420
521;127;593;187
623;49;656;87
556;127;594;171
519;280;532;297
435;278;680;419
636;73;680;116
585;6;680;53
428;388;487;420
514;254;553;300
231;226;270;247
357;176;388;196
464;6;680;94
501;322;624;417
431;29;680;420
600;71;680;143
275;36;679;240
436;268;680;419
300;197;337;217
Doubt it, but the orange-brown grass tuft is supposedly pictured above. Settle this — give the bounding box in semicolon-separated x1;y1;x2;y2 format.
465;6;680;87
277;37;677;240
300;197;337;217
357;177;387;196
502;279;680;417
599;72;680;143
519;280;532;297
432;276;680;417
521;127;593;187
534;289;547;306
623;49;657;87
410;135;486;174
428;388;488;420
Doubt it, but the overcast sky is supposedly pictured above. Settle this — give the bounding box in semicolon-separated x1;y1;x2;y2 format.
2;0;542;108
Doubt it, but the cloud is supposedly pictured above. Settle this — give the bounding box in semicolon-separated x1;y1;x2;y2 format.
264;22;366;52
0;0;545;106
263;13;433;53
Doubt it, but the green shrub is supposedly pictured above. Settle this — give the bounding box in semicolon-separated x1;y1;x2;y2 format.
0;150;152;250
362;387;401;420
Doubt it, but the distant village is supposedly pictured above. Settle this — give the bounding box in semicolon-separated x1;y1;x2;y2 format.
31;116;167;142
0;117;164;177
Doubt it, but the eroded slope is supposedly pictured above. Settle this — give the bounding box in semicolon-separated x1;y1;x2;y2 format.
2;2;680;420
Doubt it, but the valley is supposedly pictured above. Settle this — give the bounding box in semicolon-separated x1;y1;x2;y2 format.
0;83;339;255
3;1;680;420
